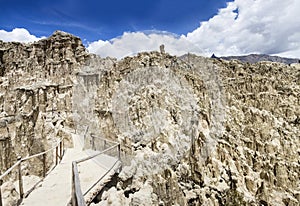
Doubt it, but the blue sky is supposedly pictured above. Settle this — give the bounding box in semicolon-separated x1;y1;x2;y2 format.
1;0;230;42
1;0;300;59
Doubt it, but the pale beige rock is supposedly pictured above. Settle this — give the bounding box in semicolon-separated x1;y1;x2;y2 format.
0;33;299;206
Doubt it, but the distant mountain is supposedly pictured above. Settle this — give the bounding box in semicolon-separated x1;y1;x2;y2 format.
214;53;300;64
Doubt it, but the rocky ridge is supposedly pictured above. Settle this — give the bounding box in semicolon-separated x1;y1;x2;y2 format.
219;53;300;64
92;53;299;206
0;32;299;206
0;31;88;180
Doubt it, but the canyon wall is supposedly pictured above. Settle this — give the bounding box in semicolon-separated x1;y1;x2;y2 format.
0;32;299;205
92;53;299;206
0;31;88;175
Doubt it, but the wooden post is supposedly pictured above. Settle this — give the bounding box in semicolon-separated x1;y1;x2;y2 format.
71;165;76;206
104;140;106;150
72;162;86;206
42;153;46;177
59;141;63;161
118;144;121;161
61;139;65;158
55;146;58;165
0;179;3;206
17;157;24;199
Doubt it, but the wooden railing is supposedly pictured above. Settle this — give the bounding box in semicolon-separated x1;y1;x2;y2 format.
0;137;65;206
71;136;121;206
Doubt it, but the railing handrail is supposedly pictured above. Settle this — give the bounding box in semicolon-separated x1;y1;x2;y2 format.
0;137;65;181
22;138;64;161
71;137;121;206
75;144;119;164
82;158;120;197
0;137;66;206
72;162;86;206
0;160;22;181
90;134;119;145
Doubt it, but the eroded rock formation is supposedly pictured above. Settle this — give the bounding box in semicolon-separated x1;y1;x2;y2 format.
91;54;299;206
0;31;299;206
0;31;88;175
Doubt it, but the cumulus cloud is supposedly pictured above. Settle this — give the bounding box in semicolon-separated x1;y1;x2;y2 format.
87;32;202;59
88;0;300;59
187;0;300;57
1;0;300;58
0;28;43;43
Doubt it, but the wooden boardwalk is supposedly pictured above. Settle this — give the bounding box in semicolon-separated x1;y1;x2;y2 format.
10;132;122;206
19;148;120;206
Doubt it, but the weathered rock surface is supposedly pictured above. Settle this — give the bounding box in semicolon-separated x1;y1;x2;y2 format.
0;31;89;175
91;53;299;206
0;32;299;206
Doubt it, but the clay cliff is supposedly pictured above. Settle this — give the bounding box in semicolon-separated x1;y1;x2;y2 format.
0;31;88;175
0;31;299;206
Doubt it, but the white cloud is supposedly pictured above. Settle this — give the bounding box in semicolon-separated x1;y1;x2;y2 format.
87;32;202;59
186;0;300;57
1;0;300;59
88;0;300;59
0;28;43;43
